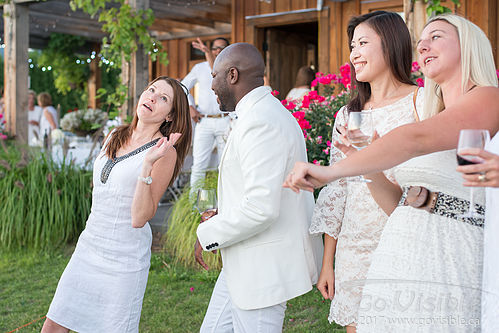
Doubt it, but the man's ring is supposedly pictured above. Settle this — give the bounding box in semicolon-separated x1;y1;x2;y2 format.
478;174;487;182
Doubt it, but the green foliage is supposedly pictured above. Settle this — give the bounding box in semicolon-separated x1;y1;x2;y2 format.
38;34;90;95
418;0;461;17
0;142;92;250
164;172;222;270
70;0;168;111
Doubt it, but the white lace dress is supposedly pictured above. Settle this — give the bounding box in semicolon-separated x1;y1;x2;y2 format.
310;89;423;326
46;138;156;333
356;152;485;332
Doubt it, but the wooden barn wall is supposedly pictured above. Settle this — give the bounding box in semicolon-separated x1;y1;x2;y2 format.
231;0;498;75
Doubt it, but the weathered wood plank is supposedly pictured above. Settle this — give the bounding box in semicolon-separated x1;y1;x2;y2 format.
4;3;29;142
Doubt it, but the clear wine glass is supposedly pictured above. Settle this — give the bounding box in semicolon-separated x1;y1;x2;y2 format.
346;111;374;183
456;129;490;219
195;189;217;215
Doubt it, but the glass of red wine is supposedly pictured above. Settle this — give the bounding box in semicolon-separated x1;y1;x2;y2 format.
456;129;490;219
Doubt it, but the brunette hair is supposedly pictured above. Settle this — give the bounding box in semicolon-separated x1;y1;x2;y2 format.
346;11;415;112
295;66;316;87
212;37;230;46
104;76;192;186
37;92;53;107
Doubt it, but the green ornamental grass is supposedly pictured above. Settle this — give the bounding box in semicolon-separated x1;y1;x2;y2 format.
0;141;92;250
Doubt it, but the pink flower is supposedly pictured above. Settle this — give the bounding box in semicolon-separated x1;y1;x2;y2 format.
281;99;288;106
313;160;318;165
298;119;311;130
0;114;3;119
326;140;331;147
323;147;330;155
416;77;424;87
316;136;322;144
292;111;305;121
412;61;421;72
317;95;326;103
308;90;319;100
285;102;296;110
496;70;499;79
310;78;318;88
301;96;310;109
318;76;332;85
315;72;324;78
190;287;195;292
0;134;7;140
271;90;279;97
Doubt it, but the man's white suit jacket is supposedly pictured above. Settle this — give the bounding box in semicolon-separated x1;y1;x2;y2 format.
197;86;323;310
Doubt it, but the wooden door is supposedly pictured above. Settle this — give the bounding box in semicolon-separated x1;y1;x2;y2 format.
265;28;316;99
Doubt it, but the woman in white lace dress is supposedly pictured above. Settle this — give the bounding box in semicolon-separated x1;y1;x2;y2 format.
41;77;192;333
286;14;499;332
310;11;420;332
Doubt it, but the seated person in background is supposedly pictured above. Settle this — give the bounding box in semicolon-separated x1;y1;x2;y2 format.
285;66;316;102
38;92;58;138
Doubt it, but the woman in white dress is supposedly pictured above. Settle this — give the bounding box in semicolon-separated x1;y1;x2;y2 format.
41;76;192;333
285;14;499;332
27;90;43;145
285;66;315;102
38;92;59;138
456;137;499;332
310;11;420;332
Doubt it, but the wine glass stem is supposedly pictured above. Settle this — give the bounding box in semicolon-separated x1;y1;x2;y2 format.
469;188;476;214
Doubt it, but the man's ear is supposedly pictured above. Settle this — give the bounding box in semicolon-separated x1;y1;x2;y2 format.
228;67;239;85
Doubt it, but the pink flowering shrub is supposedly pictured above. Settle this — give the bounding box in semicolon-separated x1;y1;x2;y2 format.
280;63;352;166
0;114;8;140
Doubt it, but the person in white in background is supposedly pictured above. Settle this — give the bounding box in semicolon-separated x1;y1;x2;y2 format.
457;141;499;333
38;92;58;138
181;37;231;194
195;43;323;333
27;90;43;145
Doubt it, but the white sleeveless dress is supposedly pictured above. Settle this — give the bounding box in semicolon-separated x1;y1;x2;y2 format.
357;149;485;332
482;133;499;333
310;89;423;326
46;138;157;333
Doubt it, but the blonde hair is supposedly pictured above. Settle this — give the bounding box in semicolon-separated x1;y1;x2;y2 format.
421;14;498;120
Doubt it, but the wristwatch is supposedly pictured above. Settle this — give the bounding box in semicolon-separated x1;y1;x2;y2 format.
138;176;152;185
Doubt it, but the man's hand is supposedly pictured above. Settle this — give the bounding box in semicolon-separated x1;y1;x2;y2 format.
194;209;218;270
192;37;209;54
190;106;202;123
194;237;210;270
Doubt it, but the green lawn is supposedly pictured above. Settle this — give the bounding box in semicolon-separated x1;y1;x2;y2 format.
0;248;344;332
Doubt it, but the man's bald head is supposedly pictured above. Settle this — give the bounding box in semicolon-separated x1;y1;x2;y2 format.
211;43;266;111
215;43;265;80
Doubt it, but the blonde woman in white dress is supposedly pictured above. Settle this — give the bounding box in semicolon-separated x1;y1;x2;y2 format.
310;11;421;332
41;77;192;333
286;14;499;332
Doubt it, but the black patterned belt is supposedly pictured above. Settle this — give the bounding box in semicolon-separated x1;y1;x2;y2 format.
398;186;485;228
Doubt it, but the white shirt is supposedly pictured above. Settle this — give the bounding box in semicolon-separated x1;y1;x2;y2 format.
28;105;43;144
40;105;59;136
181;61;221;116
